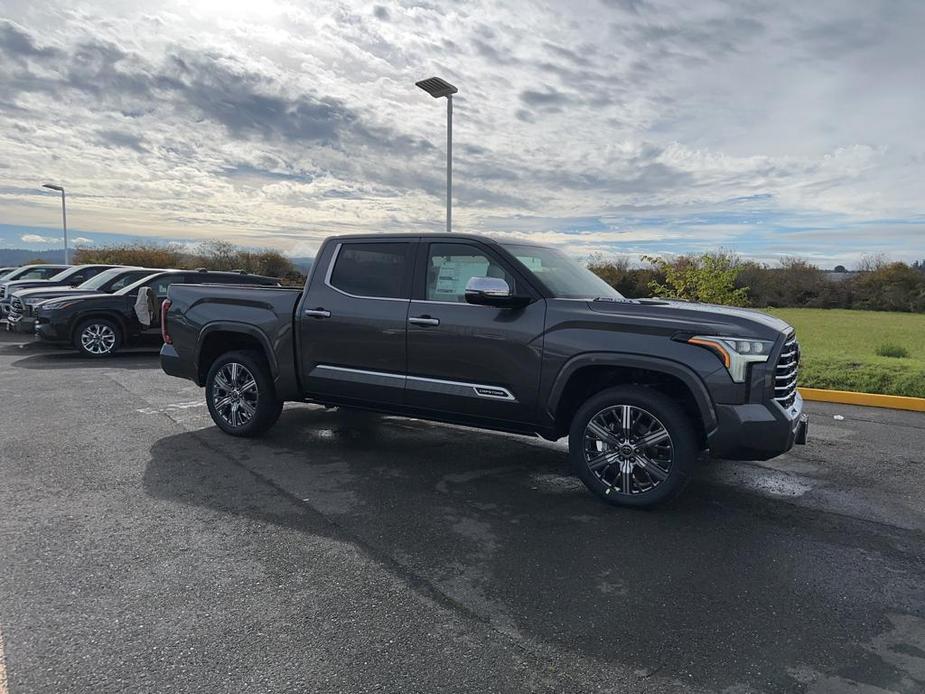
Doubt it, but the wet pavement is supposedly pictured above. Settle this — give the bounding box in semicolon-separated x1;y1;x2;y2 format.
1;332;924;693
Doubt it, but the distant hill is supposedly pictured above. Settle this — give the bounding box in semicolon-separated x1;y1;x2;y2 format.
0;248;67;266
289;257;314;274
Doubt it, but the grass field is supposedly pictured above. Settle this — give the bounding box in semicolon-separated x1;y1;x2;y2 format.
766;308;925;398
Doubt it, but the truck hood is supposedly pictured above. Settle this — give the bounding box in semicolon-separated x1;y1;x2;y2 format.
587;298;792;339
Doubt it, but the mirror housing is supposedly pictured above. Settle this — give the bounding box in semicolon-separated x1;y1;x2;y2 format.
464;276;530;308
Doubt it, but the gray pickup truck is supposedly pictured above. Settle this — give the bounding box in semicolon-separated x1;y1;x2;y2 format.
161;233;807;507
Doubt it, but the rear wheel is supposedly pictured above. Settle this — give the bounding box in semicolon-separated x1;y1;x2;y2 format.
569;385;699;508
205;350;282;437
73;318;122;358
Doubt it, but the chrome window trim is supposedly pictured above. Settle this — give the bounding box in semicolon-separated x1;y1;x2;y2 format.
324;242;411;303
315;365;404;381
313;364;516;401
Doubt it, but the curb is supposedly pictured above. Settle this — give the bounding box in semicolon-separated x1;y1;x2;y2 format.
799;387;925;413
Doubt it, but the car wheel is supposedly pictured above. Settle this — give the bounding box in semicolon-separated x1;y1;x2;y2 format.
205;350;283;437
74;318;122;358
569;385;700;508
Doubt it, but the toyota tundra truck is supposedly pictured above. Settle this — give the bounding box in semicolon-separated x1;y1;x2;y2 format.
160;234;807;508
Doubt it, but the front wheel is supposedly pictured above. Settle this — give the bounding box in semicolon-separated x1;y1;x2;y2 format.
569;385;700;508
205;350;283;437
74;318;122;358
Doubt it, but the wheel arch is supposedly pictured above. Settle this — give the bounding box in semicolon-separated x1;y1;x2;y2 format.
70;311;130;342
547;352;718;447
196;322;278;387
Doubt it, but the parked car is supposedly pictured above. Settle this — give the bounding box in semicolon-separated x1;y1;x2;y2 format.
0;267;17;280
0;264;71;316
0;264;116;318
160;233;807;508
34;269;280;357
7;267;166;334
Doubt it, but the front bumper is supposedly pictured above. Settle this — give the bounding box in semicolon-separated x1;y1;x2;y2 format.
708;391;808;461
33;317;68;343
5;314;36;333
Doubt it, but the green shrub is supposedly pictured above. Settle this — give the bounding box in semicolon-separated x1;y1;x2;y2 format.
875;343;909;358
643;251;749;306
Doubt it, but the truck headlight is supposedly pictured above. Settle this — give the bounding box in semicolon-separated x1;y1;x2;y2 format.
687;336;775;382
37;299;78;311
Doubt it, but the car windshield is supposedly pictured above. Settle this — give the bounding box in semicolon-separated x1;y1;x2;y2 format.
502;243;624;300
115;273;172;296
48;266;88;281
78;267;133;290
4;266;63;281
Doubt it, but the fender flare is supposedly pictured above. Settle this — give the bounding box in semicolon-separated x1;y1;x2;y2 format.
546;351;718;434
196;321;280;382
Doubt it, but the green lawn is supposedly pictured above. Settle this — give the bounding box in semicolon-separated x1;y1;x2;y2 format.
765;308;925;398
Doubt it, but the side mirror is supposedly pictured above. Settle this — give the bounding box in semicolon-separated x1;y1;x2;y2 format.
464;276;530;308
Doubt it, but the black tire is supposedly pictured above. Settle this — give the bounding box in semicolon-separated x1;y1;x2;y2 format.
205;350;283;437
568;385;700;508
73;318;122;358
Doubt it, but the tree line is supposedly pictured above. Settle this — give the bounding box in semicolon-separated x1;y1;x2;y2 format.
71;241;306;286
589;253;925;312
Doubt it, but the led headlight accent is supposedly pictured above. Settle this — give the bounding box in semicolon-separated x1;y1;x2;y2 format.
688;336;775;382
38;299;79;311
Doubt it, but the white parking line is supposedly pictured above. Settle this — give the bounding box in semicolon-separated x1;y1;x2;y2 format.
0;624;8;694
136;400;205;415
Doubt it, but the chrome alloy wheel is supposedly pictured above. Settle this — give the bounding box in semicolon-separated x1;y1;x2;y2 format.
80;323;117;355
212;362;259;428
583;405;674;496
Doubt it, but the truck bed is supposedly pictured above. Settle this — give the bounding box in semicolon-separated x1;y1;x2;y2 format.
162;283;304;396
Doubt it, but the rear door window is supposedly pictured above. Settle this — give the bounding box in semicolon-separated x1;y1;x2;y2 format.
328;243;410;299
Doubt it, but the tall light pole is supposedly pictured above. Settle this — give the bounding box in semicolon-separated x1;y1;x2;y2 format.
415;77;458;233
42;183;69;264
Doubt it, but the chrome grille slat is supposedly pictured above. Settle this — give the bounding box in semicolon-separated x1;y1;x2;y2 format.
773;335;800;408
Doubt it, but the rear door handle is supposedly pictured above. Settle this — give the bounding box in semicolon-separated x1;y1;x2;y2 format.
304;308;331;318
408;316;440;327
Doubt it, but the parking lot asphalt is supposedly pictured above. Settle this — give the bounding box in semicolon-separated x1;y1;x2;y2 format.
0;331;924;694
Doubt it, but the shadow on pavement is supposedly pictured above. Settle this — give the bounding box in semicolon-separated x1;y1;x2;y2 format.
143;406;925;693
9;350;162;369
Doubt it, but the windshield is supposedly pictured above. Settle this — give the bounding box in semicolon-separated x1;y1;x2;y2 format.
78;267;133;290
502;244;624;300
3;266;64;282
115;272;172;296
48;266;87;281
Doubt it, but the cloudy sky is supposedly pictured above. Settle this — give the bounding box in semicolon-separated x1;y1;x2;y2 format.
0;0;922;265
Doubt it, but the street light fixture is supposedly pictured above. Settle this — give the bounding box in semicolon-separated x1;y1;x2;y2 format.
415;76;458;233
42;183;69;264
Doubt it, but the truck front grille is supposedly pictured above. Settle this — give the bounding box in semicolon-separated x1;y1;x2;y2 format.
0;286;6;299
773;334;800;408
9;297;24;318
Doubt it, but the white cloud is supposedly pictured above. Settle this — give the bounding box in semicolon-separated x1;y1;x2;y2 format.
21;234;53;243
0;1;921;263
71;236;94;245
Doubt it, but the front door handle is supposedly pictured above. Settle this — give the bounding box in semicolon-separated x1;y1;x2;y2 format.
408;315;440;327
304;308;332;318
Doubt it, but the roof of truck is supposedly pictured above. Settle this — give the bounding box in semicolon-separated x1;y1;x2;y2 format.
325;233;509;245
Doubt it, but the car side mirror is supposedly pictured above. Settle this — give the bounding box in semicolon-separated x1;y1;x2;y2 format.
464;277;530;308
